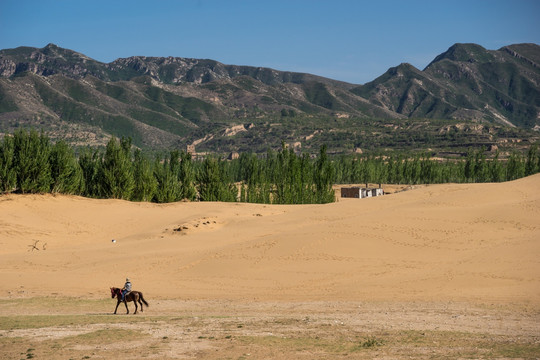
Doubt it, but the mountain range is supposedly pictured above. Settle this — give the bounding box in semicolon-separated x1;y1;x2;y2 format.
0;42;538;154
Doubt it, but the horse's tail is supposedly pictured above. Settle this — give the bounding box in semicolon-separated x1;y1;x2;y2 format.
140;292;149;307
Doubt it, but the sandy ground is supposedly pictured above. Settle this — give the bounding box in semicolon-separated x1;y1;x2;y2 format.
1;176;539;304
1;176;539;358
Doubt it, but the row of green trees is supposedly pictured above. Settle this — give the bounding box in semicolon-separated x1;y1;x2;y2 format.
78;137;201;203
0;130;335;204
232;145;335;204
332;146;540;185
1;130;539;204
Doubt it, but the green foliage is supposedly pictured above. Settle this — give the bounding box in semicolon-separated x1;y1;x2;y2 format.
360;336;384;348
63;78;98;106
144;86;217;124
79;148;101;197
489;151;505;182
464;149;475;182
236;152;271;203
49;140;84;194
314;145;335;203
33;78;144;146
197;156;237;202
0;84;19;112
525;145;539;176
280;109;296;117
331;146;536;185
132;149;157;202
179;151;197;201
98;137;134;199
474;148;489;183
153;153;181;203
303;82;337;110
0;134;17;192
94;81;130;102
13;129;52;193
506;151;525;181
231;145;335;204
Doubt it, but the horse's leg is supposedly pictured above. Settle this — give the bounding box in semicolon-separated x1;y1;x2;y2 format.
135;293;143;312
133;295;138;314
124;299;129;314
114;300;121;314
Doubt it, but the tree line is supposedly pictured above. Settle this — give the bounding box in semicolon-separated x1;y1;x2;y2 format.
0;130;539;204
332;146;539;185
230;144;335;204
0;130;334;204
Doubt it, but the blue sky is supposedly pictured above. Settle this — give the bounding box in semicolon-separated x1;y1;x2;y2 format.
1;0;539;84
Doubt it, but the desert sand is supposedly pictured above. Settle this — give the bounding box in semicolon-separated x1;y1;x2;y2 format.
1;176;540;359
1;174;539;304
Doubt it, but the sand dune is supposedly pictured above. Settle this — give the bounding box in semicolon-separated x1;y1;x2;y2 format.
1;175;539;305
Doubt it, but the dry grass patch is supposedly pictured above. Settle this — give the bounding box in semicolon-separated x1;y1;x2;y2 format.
0;314;154;330
235;330;540;359
1;328;152;360
385;330;540;359
63;328;148;344
238;334;384;354
0;297;111;315
1;298;539;359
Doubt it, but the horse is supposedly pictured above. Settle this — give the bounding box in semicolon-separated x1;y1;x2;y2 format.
110;287;149;314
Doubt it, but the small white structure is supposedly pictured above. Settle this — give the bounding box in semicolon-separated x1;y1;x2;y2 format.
341;187;384;199
360;188;384;198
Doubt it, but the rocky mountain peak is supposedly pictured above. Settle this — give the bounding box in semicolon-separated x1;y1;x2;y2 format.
426;43;497;68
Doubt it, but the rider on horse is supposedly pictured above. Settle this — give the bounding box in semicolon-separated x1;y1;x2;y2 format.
121;278;132;301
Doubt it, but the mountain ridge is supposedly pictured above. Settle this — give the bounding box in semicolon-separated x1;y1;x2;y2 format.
0;42;539;153
0;43;355;88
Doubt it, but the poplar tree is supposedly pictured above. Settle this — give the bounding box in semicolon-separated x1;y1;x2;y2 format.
0;134;16;193
525;145;539;176
420;154;435;184
132;149;157;202
506;151;525;181
197;156;237;202
153;152;181;203
13;129;52;193
313;145;335;203
99;136;134;199
489;151;504;182
298;153;314;204
49;140;84;194
474;148;489;183
79;148;101;197
274;145;289;204
464;149;475;182
242;153;266;203
179;151;197;201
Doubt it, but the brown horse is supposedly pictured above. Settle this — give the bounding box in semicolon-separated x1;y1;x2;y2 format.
110;287;149;314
